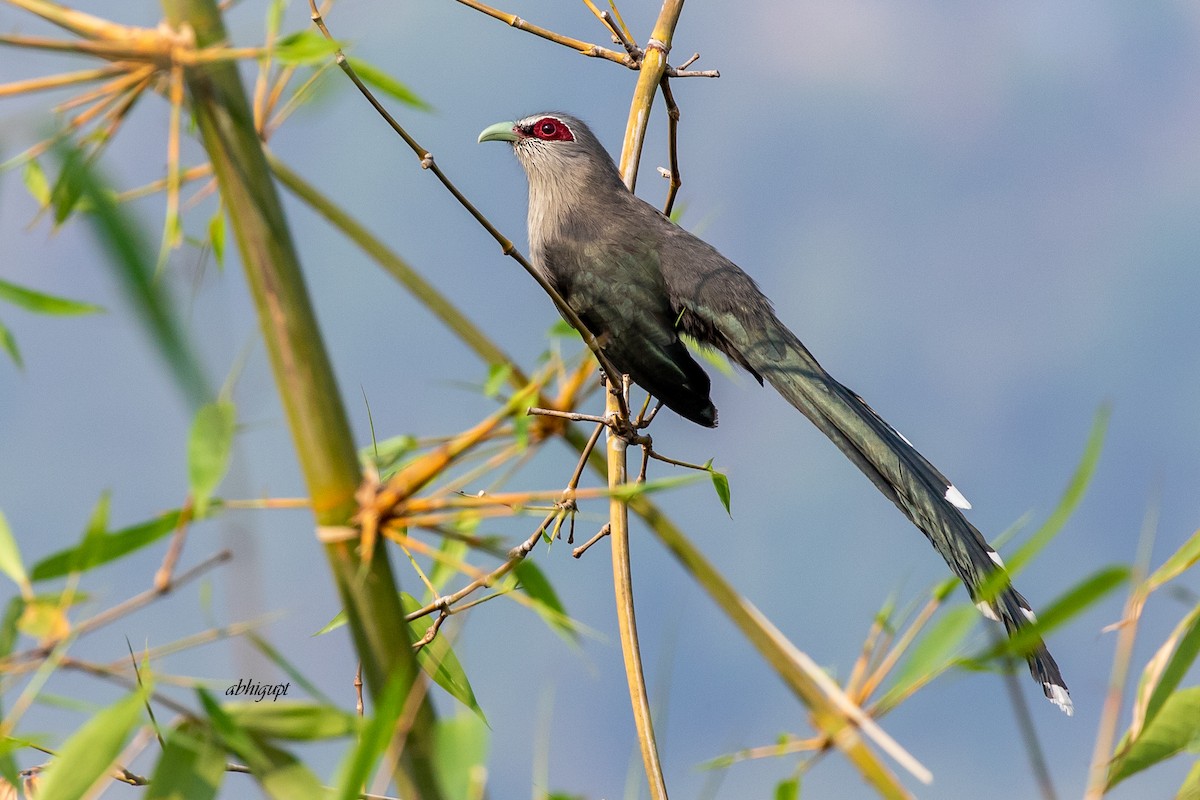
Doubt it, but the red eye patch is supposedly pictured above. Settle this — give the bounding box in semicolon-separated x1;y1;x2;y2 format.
528;117;574;142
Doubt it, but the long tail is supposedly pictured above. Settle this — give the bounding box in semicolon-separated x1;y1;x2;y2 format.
725;309;1072;714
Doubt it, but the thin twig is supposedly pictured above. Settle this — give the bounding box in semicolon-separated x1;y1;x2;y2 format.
572;524;611;559
3;550;233;667
659;77;682;216
600;10;638;59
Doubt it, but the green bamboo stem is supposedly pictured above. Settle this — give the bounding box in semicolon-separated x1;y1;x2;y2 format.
158;2;443;797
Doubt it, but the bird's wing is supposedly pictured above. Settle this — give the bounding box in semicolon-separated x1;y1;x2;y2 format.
540;239;718;427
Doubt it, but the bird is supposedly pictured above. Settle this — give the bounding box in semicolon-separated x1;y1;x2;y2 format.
479;111;1072;715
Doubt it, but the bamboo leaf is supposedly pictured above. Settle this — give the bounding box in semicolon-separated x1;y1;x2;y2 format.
35;688;148;800
0;319;20;369
1147;528;1200;592
208;210;226;268
1133;603;1200;740
56;142;210;407
22;159;50;206
274;30;342;65
50;147;86;224
345;57;431;110
198;689;325;800
188;400;236;515
400;593;485;720
432;713;489;800
0;507;29;595
0;596;23;658
483;363;512;398
514;560;578;643
145;721;226;800
0;278;103;316
221;701;358;740
31;507;185;581
775;777;801;800
1177;759;1200;800
1108;686;1200;789
704;459;731;516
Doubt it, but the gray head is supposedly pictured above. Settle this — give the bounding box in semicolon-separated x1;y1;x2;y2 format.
478;113;625;191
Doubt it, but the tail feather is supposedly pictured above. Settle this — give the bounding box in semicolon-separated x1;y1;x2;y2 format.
729;310;1071;714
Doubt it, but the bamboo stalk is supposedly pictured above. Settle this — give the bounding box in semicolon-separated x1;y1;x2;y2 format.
157;1;443;796
607;385;669;800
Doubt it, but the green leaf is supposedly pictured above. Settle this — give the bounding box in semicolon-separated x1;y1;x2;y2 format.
775;776;801;800
0;318;21;369
1135;603;1200;739
512;412;530;450
222;701;358;741
76;491;111;573
31;507;185;581
704;460;731;516
312;610;346;636
198;689;325;800
273;30;342;65
400;593;485;720
345;57;431;110
23;158;50;206
50;147;86;224
0;596;23;658
483;363;512;398
1177;759;1200;800
208;210;226;268
57;141;210;407
1108;686;1200;789
188;400;236;515
433;713;489;800
0;278;103;316
0;507;29;594
145;721;226;800
362;433;418;477
35;688;147;800
547;319;576;338
1147;527;1200;592
883;603;979;708
514;560;577;643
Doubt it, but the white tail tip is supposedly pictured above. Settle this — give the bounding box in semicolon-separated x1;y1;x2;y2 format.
1046;684;1074;716
975;600;1000;621
945;484;972;510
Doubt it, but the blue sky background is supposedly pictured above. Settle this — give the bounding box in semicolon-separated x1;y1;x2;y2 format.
3;1;1200;798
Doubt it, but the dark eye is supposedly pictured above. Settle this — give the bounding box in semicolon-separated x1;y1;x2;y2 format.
539;121;556;136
